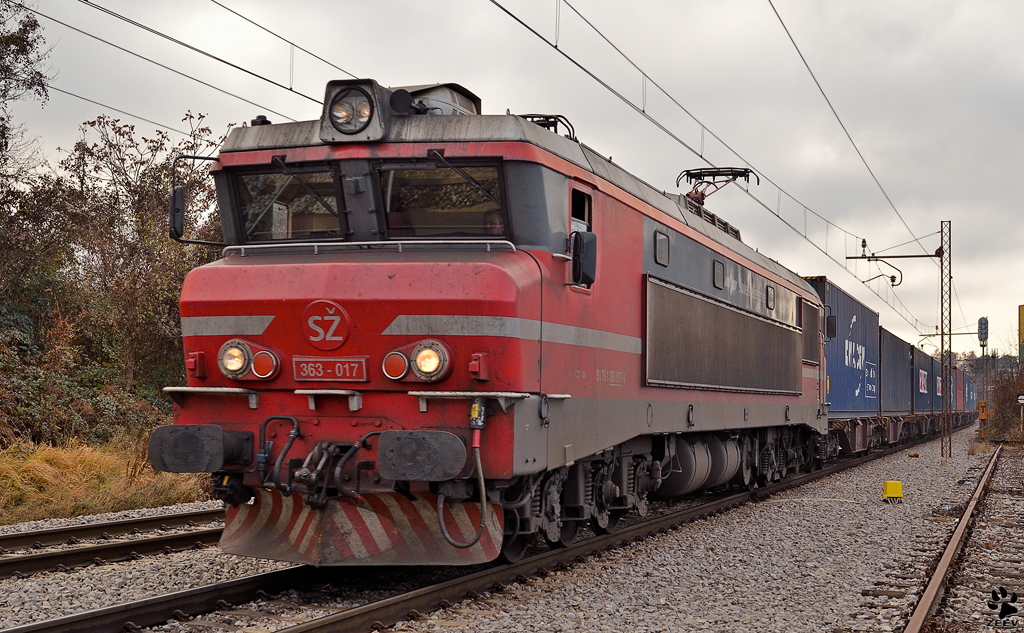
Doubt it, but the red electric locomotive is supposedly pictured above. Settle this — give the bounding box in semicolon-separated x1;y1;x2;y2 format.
151;79;835;565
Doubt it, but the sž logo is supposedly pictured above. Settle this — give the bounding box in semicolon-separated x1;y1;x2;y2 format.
302;300;351;351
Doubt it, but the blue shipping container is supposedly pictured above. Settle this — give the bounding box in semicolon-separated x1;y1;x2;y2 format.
879;327;913;415
913;347;932;413
805;277;879;418
932;357;943;411
953;369;959;410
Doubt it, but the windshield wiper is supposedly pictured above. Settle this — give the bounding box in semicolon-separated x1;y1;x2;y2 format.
272;156;338;217
428;150;501;207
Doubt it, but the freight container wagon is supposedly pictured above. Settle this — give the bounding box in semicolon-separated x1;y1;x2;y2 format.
913;347;933;415
879;328;913;416
878;327;914;444
804;277;878;453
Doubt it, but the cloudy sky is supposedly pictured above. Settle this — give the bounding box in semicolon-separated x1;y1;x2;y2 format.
10;0;1023;357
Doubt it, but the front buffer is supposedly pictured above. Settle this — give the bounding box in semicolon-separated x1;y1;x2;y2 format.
149;418;508;566
221;489;503;566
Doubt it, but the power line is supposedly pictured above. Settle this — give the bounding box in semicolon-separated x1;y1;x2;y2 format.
766;0;929;257
492;0;930;334
873;232;940;255
50;85;190;134
770;1;974;340
559;0;850;241
563;0;963;337
78;0;320;104
18;3;297;121
208;0;357;80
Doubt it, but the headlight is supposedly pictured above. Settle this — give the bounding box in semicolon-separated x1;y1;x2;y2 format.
328;87;373;135
410;340;450;382
416;349;440;373
218;340;252;378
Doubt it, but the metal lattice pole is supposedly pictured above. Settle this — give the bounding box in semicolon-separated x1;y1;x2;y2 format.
940;221;953;459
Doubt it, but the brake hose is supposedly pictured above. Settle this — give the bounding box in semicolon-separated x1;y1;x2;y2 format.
438;397;490;549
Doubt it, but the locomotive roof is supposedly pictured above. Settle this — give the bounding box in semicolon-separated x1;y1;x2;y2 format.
221;115;815;297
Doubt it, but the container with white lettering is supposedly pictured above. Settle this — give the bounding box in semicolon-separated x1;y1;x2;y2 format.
804;277;879;418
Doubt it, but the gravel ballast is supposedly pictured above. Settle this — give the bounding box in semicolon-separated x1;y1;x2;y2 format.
396;426;987;633
0;500;223;537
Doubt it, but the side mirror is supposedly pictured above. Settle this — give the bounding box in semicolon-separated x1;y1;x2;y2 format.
168;154;222;246
170;185;185;240
825;315;837;340
571;231;597;286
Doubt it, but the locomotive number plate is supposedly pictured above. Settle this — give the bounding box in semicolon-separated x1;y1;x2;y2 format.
293;356;368;381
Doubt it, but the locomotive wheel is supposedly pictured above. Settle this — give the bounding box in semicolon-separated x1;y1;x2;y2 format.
591;510;625;535
499;533;533;563
544;520;579;548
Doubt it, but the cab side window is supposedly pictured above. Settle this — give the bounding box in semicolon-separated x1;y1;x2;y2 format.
571;189;591;233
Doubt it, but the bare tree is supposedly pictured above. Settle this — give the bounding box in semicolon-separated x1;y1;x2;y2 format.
0;0;50;170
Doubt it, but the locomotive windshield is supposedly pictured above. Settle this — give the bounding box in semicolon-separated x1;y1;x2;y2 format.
381;165;505;238
232;162;507;242
237;170;341;241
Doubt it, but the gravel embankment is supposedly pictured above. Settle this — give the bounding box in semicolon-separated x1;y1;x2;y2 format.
396;425;987;633
936;447;1024;630
0;500;223;537
0;548;293;629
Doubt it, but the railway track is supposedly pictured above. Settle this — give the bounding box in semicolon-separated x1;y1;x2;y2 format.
5;435;946;633
904;444;1024;631
0;509;223;579
902;443;1002;632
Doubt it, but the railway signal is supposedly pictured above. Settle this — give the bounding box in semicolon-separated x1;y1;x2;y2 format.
1019;394;1024;432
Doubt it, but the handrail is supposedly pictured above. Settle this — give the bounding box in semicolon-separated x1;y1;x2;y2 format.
222;239;516;257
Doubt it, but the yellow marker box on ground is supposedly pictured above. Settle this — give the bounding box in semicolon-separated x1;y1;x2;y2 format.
883;481;903;499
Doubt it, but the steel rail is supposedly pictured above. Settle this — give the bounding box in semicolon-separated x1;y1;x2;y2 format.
2;566;309;633
0;527;223;580
0;508;224;551
904;444;1002;633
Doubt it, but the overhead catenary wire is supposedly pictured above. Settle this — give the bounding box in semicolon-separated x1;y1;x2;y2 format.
208;0;358;80
50;86;190;135
558;0;852;246
491;0;930;335
77;0;321;104
873;232;941;255
767;1;973;339
766;0;928;257
16;3;297;122
559;0;937;335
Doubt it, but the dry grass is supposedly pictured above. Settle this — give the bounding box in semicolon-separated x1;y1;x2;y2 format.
0;434;211;526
